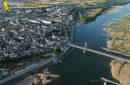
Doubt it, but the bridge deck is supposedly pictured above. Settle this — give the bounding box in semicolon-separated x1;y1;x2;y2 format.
101;77;120;85
69;44;130;63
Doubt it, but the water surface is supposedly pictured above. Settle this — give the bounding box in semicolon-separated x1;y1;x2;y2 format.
50;3;130;85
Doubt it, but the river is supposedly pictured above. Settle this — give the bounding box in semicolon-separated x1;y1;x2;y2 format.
49;3;130;85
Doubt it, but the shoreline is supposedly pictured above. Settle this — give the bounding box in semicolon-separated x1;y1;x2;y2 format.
0;5;75;85
1;1;130;85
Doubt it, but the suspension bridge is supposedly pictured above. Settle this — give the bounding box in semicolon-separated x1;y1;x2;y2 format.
68;42;130;85
68;43;130;63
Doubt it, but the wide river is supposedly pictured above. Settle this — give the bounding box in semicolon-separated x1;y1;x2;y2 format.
50;3;130;85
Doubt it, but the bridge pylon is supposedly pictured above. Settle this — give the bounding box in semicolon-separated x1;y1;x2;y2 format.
83;42;87;53
104;81;107;85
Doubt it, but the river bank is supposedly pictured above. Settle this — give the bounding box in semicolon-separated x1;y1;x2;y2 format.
103;11;130;85
48;2;130;85
110;60;130;85
2;0;130;85
0;4;74;85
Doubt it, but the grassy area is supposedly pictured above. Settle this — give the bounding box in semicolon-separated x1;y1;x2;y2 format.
105;22;129;29
120;14;130;21
105;14;130;29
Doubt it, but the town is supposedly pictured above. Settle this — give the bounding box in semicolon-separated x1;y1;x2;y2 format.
0;6;73;79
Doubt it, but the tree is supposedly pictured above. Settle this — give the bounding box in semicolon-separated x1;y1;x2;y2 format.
53;47;62;55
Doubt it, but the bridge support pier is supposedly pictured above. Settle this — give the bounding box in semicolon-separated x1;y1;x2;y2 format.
83;42;87;53
104;81;107;85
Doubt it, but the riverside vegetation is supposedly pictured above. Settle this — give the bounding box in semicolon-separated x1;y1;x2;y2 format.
2;0;130;85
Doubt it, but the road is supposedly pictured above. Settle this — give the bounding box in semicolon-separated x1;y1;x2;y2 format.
1;44;129;84
69;44;130;63
0;57;55;85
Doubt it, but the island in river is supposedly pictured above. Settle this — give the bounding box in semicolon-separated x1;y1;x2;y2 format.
111;60;130;85
103;14;130;85
103;14;130;56
1;0;130;85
